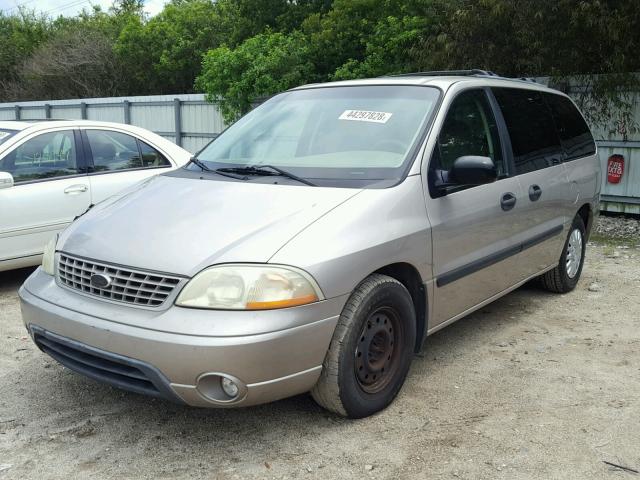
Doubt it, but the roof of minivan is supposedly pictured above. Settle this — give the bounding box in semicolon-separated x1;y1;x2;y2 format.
293;74;562;95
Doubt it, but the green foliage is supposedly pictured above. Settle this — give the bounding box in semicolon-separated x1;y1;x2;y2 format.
412;0;640;128
197;0;448;119
0;1;142;101
197;31;314;122
332;15;430;80
0;0;638;130
0;10;51;98
416;0;640;77
112;0;330;96
301;0;394;80
214;0;326;46
306;0;443;79
115;0;224;94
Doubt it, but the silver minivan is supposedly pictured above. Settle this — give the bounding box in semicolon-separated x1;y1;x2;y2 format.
19;71;600;418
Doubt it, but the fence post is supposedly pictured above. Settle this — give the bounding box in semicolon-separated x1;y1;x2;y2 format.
123;100;131;124
44;103;51;119
14;105;20;120
174;98;182;146
80;102;87;119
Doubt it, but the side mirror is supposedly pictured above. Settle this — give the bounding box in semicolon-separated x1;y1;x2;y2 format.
0;172;14;190
449;156;497;186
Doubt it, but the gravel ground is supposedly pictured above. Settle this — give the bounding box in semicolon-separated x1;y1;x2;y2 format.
594;214;640;241
0;218;639;479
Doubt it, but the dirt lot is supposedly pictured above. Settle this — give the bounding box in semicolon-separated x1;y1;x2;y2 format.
1;237;639;479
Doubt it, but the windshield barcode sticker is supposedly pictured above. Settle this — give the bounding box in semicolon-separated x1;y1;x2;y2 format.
339;110;392;124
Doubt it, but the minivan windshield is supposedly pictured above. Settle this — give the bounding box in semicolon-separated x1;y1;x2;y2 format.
192;85;440;188
0;129;17;147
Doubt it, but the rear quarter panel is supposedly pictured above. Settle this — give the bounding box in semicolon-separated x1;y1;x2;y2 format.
564;151;601;233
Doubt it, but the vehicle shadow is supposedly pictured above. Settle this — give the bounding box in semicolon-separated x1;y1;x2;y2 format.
0;266;35;292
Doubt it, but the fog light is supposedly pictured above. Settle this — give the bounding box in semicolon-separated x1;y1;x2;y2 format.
221;377;239;398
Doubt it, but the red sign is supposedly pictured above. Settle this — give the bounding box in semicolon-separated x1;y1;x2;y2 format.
607;154;624;184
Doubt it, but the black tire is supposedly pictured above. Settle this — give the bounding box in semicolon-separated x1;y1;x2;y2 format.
311;274;416;418
540;215;586;293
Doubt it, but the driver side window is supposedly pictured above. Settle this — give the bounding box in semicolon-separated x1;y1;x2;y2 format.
434;89;505;177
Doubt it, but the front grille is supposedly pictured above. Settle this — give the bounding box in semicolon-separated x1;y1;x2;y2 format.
58;253;181;307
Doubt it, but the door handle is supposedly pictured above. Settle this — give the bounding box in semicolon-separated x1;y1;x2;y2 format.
529;184;542;201
500;192;517;211
64;184;88;195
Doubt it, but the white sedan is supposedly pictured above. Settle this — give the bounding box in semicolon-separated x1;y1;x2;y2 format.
0;120;192;272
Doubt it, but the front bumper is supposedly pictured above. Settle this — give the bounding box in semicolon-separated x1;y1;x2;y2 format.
19;268;344;407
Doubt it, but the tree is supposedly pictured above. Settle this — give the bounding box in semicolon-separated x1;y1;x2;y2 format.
332;14;431;79
110;0;144;15
1;0;638;126
115;0;224;95
300;0;394;81
16;29;126;100
1;3;141;101
213;0;331;47
0;10;51;101
414;0;640;76
197;31;314;122
413;0;640;128
196;0;447;119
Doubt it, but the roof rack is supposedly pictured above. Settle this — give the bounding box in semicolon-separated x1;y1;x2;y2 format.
386;69;500;78
384;70;538;85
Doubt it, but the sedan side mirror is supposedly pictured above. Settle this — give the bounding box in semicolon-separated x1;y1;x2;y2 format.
0;172;14;190
449;156;497;186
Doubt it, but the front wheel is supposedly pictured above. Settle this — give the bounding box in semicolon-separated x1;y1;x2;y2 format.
311;274;416;418
540;215;586;293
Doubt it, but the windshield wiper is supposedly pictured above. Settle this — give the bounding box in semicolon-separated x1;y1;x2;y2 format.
217;164;316;186
187;157;247;180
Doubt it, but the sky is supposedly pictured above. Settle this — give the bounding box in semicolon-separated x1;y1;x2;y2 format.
0;0;167;17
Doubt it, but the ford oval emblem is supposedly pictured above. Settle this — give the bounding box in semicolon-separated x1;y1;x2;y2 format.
90;273;112;289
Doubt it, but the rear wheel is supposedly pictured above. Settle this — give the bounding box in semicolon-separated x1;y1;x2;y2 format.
311;274;416;418
540;215;586;293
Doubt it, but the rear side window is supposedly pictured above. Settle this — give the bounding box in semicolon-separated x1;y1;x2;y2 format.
87;130;142;172
86;130;171;172
544;93;596;161
139;141;171;167
493;88;563;174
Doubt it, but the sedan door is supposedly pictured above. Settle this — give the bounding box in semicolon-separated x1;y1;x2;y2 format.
81;129;175;203
424;88;527;326
0;129;90;268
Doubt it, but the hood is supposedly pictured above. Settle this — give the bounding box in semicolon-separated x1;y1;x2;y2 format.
59;174;361;276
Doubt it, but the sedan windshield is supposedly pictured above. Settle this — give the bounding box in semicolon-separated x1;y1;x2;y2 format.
193;85;440;188
0;129;17;147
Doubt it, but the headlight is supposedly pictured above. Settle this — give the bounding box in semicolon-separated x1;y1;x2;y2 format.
175;264;323;310
42;234;58;275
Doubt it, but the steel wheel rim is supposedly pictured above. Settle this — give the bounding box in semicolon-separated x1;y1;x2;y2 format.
566;228;583;279
354;307;403;394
